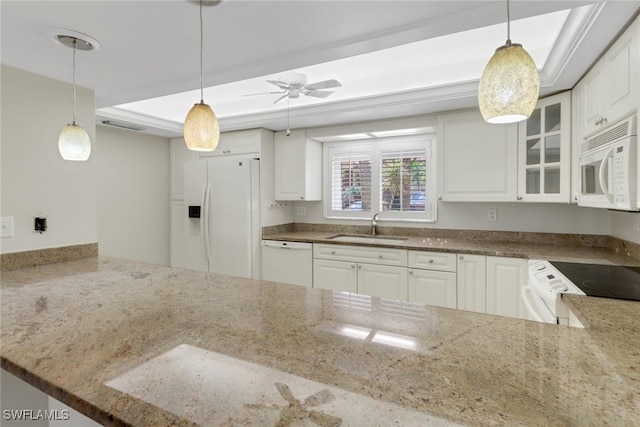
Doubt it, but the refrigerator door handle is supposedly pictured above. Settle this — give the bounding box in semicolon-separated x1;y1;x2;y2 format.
199;182;211;267
203;182;213;266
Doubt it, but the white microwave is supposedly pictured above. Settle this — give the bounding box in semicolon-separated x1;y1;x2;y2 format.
578;116;638;211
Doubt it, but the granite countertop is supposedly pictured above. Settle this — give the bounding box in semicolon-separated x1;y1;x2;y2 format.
2;256;639;426
262;230;640;266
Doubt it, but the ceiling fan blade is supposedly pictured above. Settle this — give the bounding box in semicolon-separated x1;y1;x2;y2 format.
266;80;291;90
305;90;333;99
273;94;289;104
242;91;283;97
306;79;341;90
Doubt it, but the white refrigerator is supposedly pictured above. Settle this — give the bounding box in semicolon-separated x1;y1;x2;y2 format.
183;156;260;279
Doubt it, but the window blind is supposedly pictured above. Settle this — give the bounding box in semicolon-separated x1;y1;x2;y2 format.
329;151;372;212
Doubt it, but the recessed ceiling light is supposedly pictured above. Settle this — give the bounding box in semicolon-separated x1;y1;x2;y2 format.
47;28;101;50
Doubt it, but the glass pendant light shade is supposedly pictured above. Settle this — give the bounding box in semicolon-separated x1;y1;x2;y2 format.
184;102;220;151
58;122;91;161
478;42;539;124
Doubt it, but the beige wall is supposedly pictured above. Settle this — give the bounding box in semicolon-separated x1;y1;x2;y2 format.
96;125;170;265
1;65;97;253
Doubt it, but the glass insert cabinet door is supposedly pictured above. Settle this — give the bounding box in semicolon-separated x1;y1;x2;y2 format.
518;91;571;203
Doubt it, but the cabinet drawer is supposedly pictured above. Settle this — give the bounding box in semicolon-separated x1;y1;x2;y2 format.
313;244;407;267
408;250;457;272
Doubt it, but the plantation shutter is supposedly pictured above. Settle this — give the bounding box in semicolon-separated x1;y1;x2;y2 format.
329;149;372;213
379;147;427;212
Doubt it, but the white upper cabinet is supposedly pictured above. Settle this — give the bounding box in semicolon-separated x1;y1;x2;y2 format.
437;109;518;202
575;16;639;139
170;138;197;201
200;129;263;157
274;129;322;201
517;91;571;203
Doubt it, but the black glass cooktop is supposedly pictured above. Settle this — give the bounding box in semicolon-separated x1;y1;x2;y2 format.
550;261;640;302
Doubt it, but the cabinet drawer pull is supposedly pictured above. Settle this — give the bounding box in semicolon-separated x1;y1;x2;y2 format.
378;255;383;259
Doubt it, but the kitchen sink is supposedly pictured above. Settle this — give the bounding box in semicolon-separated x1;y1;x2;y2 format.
327;234;407;245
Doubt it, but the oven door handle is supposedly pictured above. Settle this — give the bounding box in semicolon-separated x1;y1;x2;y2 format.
522;284;544;322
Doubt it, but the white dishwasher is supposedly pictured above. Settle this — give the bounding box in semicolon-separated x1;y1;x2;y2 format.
261;240;313;287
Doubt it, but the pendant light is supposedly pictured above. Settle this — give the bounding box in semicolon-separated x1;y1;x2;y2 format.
478;0;539;124
184;0;220;151
57;35;94;161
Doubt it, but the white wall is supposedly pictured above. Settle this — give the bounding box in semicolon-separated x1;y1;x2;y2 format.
96;125;170;265
610;210;640;244
292;200;613;236
258;131;294;227
0;65;97;253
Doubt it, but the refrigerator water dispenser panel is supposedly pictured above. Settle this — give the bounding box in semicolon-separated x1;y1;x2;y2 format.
188;206;201;219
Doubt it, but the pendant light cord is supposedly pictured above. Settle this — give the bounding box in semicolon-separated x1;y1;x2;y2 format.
72;38;78;125
199;0;204;103
506;0;511;45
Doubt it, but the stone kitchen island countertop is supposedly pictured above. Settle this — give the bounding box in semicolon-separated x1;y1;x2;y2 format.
2;256;639;426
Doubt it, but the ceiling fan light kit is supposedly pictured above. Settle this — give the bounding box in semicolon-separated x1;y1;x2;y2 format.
478;0;539;124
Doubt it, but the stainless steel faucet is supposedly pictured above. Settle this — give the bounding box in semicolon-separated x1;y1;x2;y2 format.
371;213;380;236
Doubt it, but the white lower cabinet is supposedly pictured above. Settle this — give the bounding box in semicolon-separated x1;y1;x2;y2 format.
313;244;407;299
456;254;487;313
408;269;456;308
312;259;407;298
310;243;528;320
407;250;457;308
358;263;408;300
313;259;358;293
486;256;527;319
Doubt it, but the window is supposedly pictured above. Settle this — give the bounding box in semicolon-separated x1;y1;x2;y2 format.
325;134;436;221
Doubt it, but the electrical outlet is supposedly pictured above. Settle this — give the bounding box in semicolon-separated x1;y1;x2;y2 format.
297;207;306;216
487;209;497;222
634;215;640;231
1;217;14;238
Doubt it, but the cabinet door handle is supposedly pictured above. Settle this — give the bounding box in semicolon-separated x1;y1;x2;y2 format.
517;196;523;200
300;196;304;200
378;255;383;259
351;264;356;269
357;265;362;269
331;250;336;255
428;259;434;263
459;255;464;260
409;271;414;275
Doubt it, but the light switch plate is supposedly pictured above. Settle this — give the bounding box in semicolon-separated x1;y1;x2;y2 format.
1;216;14;238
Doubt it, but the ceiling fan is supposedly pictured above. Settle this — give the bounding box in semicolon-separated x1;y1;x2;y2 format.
244;72;341;104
